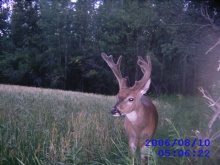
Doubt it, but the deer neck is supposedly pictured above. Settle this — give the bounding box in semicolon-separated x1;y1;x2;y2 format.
125;99;143;123
126;110;138;123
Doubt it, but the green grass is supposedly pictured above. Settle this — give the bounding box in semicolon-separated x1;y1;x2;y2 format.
0;84;218;165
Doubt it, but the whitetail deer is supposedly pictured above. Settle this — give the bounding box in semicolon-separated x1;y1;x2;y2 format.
101;52;158;164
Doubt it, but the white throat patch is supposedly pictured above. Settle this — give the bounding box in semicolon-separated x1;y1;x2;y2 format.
126;111;137;122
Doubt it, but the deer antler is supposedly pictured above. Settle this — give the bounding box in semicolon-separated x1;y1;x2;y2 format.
101;52;128;89
132;56;152;90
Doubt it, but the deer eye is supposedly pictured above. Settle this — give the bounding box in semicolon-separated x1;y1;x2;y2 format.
128;98;134;102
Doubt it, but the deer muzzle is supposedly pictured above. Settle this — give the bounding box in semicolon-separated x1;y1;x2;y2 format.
111;107;121;116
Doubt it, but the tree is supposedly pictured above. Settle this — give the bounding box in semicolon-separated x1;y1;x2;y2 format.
0;0;11;83
0;0;219;95
1;0;42;86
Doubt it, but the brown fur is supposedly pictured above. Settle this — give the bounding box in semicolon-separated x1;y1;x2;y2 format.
124;95;158;147
101;53;158;164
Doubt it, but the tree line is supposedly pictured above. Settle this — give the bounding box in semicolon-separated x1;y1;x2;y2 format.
0;0;219;95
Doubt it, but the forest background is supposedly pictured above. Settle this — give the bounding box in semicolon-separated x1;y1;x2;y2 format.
0;0;220;96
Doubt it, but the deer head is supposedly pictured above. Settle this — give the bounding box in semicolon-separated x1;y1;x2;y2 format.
101;52;152;117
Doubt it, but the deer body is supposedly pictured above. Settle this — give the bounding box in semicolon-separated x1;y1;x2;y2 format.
101;53;158;164
125;95;158;145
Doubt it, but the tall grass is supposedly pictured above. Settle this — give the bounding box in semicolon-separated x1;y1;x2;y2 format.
0;85;217;164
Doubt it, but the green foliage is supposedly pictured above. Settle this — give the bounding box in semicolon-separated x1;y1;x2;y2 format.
0;0;219;95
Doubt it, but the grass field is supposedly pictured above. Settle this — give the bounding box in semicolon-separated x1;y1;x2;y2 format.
0;84;218;165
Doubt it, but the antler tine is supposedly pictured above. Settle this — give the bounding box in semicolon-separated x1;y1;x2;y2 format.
137;56;147;73
132;56;152;89
101;52;128;89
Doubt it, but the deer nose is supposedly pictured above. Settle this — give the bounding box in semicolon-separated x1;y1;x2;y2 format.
111;107;121;116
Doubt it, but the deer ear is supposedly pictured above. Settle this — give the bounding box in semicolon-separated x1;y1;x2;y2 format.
140;79;151;95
